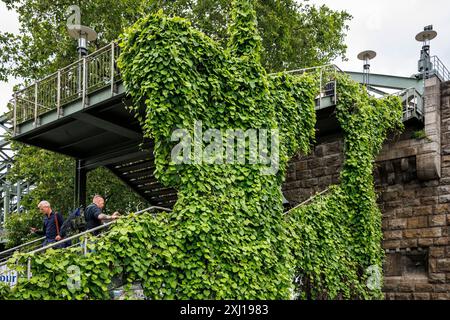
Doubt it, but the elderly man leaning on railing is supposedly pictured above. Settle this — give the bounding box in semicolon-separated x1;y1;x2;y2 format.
84;195;121;236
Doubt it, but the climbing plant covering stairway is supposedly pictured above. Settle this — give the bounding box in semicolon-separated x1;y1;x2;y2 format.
0;0;402;300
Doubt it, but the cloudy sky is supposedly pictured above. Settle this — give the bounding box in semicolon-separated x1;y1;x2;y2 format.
306;0;450;75
1;0;450;112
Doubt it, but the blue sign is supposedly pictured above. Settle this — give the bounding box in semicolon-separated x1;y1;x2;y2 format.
0;265;18;287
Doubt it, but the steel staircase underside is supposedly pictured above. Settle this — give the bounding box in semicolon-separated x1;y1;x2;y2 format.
106;154;177;208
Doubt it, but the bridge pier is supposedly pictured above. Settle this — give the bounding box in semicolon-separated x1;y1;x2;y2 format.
283;76;450;300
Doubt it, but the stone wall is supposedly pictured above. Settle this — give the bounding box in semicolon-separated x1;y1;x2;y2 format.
282;78;450;300
283;133;344;206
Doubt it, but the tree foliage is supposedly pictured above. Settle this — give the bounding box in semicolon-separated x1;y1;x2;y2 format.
3;209;41;248
0;0;351;82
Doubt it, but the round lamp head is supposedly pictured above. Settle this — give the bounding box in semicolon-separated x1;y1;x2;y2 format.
415;30;437;42
68;24;97;41
357;50;377;61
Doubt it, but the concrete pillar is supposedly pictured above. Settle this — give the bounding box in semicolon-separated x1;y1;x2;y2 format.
417;76;441;180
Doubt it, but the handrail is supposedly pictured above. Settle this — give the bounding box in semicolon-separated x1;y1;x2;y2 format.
283;187;331;216
10;42;121;130
0;236;45;257
431;56;450;82
26;205;171;255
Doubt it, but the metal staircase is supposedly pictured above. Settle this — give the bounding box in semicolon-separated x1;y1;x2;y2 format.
107;157;177;208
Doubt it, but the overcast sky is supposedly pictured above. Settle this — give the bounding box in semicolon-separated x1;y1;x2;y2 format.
306;0;450;75
1;0;450;113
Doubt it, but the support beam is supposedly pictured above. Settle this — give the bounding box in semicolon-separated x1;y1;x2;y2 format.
367;86;389;96
3;180;10;225
16;182;21;212
74;159;87;209
346;71;424;93
72;113;141;140
105;165;152;205
81;139;153;169
59;131;111;151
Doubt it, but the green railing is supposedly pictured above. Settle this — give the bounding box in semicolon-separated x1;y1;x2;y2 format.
10;42;121;134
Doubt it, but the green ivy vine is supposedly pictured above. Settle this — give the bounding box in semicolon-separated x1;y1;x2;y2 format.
0;0;402;300
286;76;403;299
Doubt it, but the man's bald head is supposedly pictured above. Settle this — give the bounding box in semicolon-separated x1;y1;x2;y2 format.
93;195;105;209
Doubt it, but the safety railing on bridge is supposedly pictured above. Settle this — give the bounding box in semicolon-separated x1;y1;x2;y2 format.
283;64;342;110
0;205;171;283
9;45;429;137
10;59;342;135
10;42;121;135
431;56;450;82
281;64;426;122
393;87;424;122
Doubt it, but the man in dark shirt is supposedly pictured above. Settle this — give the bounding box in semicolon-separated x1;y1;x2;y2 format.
84;195;120;234
31;200;64;247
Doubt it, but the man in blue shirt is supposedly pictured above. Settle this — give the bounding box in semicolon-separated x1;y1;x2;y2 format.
84;195;120;235
31;200;64;247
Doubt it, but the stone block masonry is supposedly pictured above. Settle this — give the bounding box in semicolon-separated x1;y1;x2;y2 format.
282;78;450;300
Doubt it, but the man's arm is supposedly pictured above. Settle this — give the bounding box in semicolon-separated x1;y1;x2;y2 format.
31;222;45;236
97;212;120;222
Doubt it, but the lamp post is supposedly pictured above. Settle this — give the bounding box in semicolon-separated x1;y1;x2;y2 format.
357;50;377;87
415;25;437;79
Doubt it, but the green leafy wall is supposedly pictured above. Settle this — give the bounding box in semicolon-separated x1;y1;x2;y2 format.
0;0;403;300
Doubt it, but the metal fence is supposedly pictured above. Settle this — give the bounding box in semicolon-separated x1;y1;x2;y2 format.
282;64;342;109
393;87;424;122
431;56;450;82
10;42;121;134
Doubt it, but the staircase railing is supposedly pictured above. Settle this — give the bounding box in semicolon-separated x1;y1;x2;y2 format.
0;236;45;264
392;87;424;121
0;205;171;282
280;64;342;110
